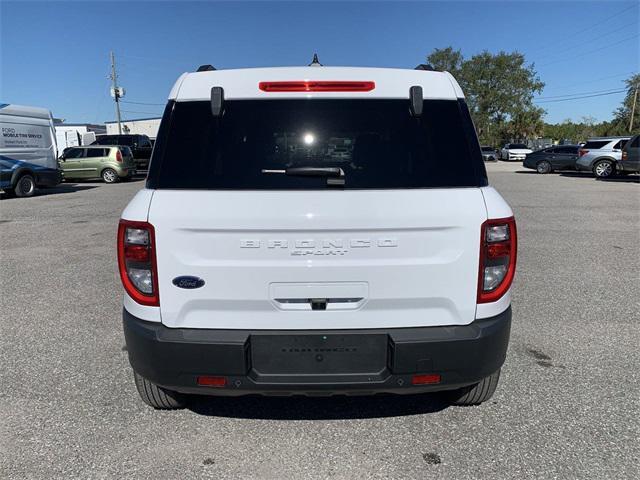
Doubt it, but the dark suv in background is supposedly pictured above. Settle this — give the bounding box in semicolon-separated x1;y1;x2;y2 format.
92;134;153;169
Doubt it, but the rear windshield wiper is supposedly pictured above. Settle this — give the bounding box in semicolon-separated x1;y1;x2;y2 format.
261;167;345;185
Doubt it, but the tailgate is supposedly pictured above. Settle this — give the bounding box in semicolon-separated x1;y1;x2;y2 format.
149;189;487;330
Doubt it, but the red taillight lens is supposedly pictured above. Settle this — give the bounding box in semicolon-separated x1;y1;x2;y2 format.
258;81;375;92
578;149;588;157
411;374;441;385
478;217;517;303
117;220;159;306
622;151;628;161
116;150;123;162
197;376;227;387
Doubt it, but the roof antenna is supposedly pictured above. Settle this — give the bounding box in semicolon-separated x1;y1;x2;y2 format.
309;53;323;67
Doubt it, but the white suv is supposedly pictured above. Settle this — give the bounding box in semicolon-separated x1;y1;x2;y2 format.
118;65;517;409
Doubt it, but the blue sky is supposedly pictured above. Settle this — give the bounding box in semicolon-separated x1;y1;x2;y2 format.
1;1;638;124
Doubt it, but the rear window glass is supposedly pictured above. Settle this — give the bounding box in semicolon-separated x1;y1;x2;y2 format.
148;99;486;189
582;141;609;149
481;146;494;152
508;144;528;149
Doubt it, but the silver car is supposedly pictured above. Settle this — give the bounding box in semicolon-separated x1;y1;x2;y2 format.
576;136;631;178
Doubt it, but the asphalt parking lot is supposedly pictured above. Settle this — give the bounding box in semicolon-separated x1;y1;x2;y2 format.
1;163;638;479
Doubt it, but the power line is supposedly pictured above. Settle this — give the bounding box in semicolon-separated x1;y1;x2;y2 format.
121;100;166;106
120;109;164;116
545;71;636;91
530;3;638;56
537;87;632;100
534;89;626;104
539;34;640;67
534;20;638;63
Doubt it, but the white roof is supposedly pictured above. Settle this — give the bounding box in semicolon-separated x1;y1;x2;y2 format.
169;66;464;101
0;103;53;119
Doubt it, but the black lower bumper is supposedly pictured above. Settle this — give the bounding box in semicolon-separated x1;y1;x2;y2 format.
123;308;511;396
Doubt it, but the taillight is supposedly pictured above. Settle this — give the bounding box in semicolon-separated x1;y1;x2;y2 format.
117;220;159;306
578;149;588;158
116;150;123;162
622;151;627;161
478;217;517;303
258;81;375;92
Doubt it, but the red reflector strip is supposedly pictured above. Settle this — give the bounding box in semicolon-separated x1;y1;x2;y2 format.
487;242;511;259
259;81;375;92
411;374;441;385
197;376;227;387
124;244;150;262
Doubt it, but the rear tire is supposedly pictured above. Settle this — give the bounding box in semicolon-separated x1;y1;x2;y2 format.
448;369;501;406
133;372;185;409
536;160;552;174
101;168;119;183
14;174;36;197
593;160;614;178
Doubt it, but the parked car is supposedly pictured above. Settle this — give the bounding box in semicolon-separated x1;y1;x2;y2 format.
500;143;532;161
618;134;639;175
523;145;580;174
119;64;517;409
59;146;135;183
575;136;631;178
481;146;498;162
92;134;153;169
0;104;61;197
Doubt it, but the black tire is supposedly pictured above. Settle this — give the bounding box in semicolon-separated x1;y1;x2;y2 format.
133;372;185;409
101;168;119;183
536;160;552;174
14;174;36;197
448;369;501;406
593;159;615;178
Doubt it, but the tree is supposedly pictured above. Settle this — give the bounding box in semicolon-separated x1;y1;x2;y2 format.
611;73;640;134
426;47;463;77
427;48;545;145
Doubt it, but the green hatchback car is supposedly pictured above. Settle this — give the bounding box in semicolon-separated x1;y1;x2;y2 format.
59;146;136;183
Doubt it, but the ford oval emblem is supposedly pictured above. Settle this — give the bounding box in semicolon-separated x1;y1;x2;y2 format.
172;276;205;289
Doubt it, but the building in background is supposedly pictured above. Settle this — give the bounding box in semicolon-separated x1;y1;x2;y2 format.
54;121;106;153
104;117;161;139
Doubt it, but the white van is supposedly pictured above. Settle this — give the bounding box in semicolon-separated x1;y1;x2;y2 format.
119;65;517;409
0;104;61;197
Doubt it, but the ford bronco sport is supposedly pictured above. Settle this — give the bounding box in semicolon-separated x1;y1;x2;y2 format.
119;64;517;409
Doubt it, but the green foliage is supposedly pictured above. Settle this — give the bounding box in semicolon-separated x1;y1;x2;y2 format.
542;74;640;142
426;51;639;145
427;48;545;146
611;73;640;134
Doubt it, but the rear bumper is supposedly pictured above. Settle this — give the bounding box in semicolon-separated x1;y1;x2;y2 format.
123;307;512;396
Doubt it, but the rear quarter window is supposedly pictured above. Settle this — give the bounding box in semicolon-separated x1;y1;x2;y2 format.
582;141;609;149
148;99;487;190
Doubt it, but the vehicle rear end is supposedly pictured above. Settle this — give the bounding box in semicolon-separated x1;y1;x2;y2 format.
619;135;639;174
119;66;516;408
113;146;136;178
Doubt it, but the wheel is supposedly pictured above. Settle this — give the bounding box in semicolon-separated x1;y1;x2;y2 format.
447;369;501;406
14;174;36;197
593;160;614;178
133;372;185;409
101;168;119;183
536;160;552;174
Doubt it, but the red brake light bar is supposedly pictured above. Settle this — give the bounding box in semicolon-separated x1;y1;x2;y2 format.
259;81;375;92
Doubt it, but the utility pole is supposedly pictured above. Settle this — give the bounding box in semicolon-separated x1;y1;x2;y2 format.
629;84;638;133
110;51;122;134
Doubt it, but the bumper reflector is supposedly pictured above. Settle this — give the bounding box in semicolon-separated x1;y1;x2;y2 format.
197;376;227;387
411;374;441;385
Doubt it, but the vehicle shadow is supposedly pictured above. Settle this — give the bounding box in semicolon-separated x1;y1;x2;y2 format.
558;172;639;183
0;183;98;200
187;392;450;420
